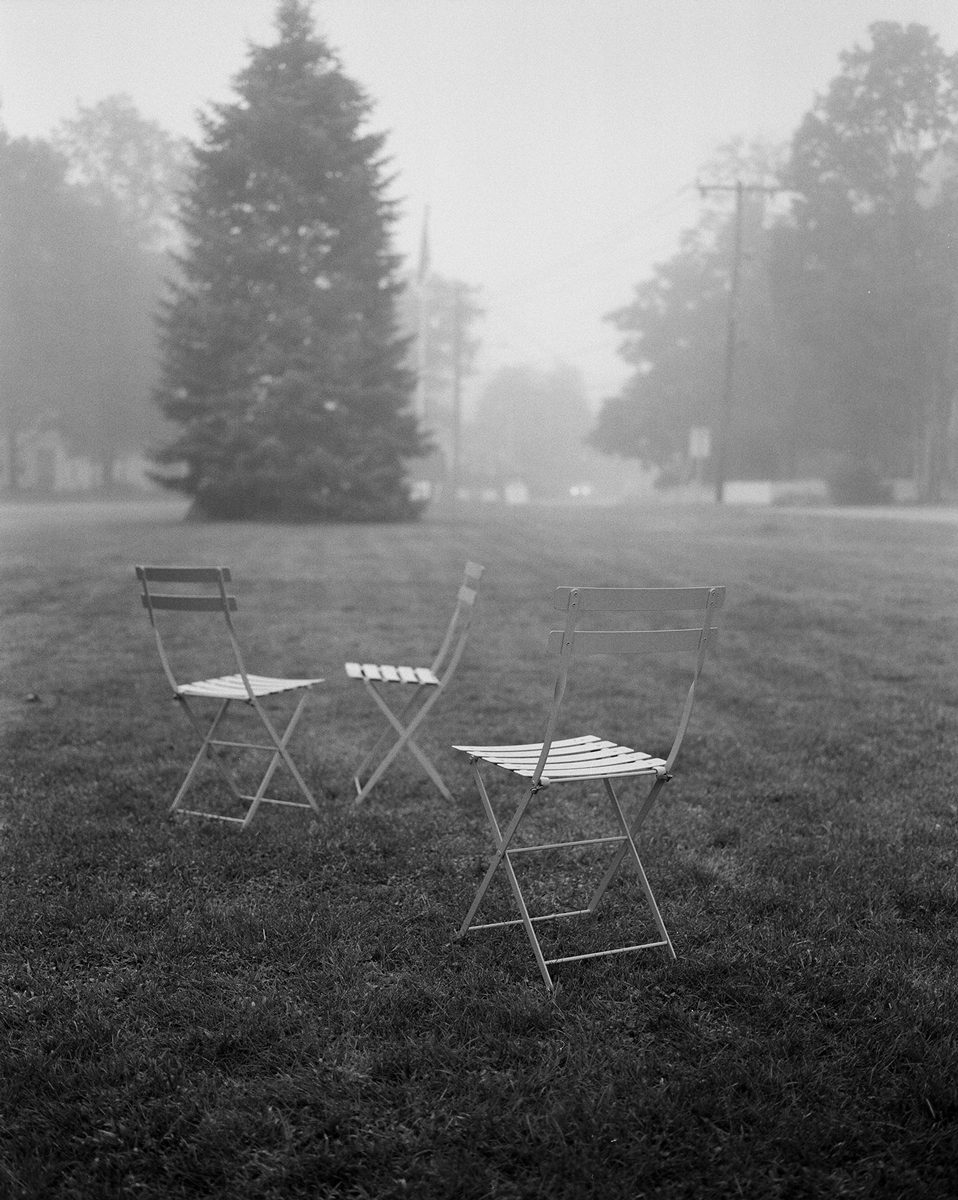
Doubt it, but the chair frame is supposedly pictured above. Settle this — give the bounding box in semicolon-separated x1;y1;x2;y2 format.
454;584;724;991
136;565;323;829
346;561;484;803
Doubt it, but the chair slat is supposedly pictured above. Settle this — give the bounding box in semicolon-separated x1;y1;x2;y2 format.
379;664;401;681
361;663;383;681
554;585;724;613
179;673;321;699
345;662;364;679
397;666;419;684
142;594;238;612
459;740;621;766
548;627;704;656
454;734;602;756
543;759;665;779
544;751;663;772
136;565;231;583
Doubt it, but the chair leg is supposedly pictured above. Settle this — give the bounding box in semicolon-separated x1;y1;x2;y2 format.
242;692;320;827
588;776;675;959
457;769;535;935
171;698;246;815
354;681;452;803
352;718;403;791
500;850;555;991
456;771;559;987
356;731;451;803
170;693;319;826
352;685;423;785
460;768;675;990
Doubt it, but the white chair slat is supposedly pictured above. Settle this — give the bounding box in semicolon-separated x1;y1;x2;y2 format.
414;667;440;685
477;744;656;773
179;677;248;698
345;662;364;679
379;664;401;682
180;673;320;699
544;752;664;774
397;666;419;684
361;663;383;681
453;734;602;757
544;760;666;780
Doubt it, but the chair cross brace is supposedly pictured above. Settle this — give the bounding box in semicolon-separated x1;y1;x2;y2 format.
456;761;675;991
346;561;484;804
171;687;319;829
452;582;724;991
352;674;451;802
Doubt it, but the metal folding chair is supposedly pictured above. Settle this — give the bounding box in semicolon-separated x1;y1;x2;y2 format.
136;565;324;829
345;561;484;803
453;584;725;991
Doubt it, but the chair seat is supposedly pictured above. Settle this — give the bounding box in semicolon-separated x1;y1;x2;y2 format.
345;661;440;686
453;733;667;783
178;673;323;699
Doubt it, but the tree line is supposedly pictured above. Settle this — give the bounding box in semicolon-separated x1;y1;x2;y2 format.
3;9;955;514
590;22;958;503
0;95;186;489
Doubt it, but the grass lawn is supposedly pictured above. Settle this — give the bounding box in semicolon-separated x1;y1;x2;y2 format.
2;498;957;1199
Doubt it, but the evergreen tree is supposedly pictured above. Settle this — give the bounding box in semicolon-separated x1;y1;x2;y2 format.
152;0;426;520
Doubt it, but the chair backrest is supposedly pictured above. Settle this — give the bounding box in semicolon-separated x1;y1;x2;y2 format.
533;585;726;785
135;565;250;695
429;561;485;682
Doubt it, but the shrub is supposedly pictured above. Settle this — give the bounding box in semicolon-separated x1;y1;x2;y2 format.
827;457;892;505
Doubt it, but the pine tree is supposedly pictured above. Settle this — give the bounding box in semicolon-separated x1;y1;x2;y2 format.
152;0;426;519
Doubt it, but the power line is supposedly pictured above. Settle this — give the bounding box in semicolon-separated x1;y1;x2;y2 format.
485;183;697;296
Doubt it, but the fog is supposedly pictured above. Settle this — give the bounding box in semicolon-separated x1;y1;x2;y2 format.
2;0;955;408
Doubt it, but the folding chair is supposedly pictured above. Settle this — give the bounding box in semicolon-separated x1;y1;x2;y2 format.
453;584;725;991
345;561;485;803
136;565;324;829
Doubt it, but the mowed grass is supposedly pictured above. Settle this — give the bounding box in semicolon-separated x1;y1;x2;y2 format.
2;498;957;1199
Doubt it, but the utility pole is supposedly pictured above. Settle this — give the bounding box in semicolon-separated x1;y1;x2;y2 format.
450;286;464;505
698;179;780;503
414;205;430;424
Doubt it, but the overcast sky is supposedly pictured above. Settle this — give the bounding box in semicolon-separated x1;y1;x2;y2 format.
1;0;956;408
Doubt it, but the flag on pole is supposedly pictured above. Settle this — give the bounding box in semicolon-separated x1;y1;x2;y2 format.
417;205;431;283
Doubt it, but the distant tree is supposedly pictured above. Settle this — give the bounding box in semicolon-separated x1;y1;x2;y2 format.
0;127;164;489
590;140;790;481
60;211;167;483
0;132;65;488
590;226;728;472
152;0;426;520
782;21;958;498
404;272;482;425
467;362;596;499
397;269;482;492
54;94;189;250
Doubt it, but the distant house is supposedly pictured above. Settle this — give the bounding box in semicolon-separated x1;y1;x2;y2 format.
0;427;154;494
